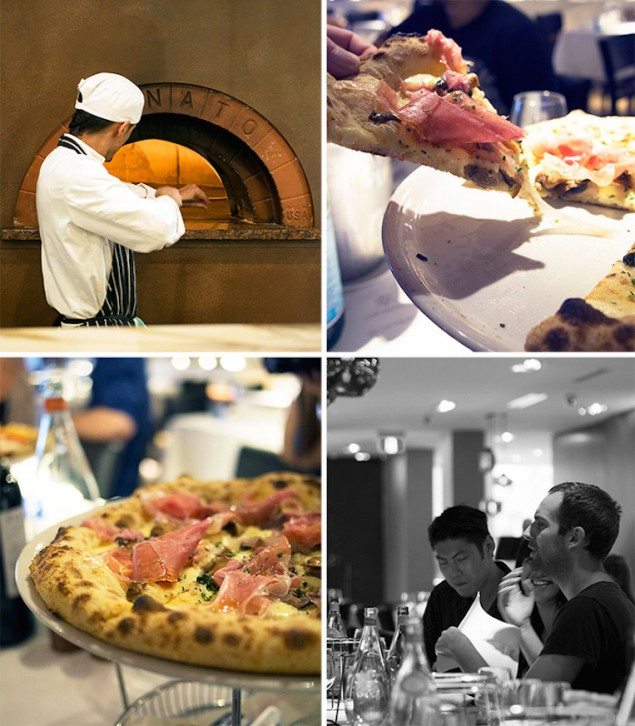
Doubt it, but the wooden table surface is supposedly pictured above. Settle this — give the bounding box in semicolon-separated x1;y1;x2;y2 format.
0;323;321;353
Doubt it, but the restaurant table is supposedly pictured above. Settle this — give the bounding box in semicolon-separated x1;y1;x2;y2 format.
553;21;635;82
330;265;470;354
0;622;320;725
162;402;287;480
0;621;171;725
0;323;320;353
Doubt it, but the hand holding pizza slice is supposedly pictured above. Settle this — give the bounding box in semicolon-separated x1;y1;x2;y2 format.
327;30;528;195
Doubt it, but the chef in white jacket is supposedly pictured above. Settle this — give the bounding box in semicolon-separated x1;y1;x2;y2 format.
36;72;209;326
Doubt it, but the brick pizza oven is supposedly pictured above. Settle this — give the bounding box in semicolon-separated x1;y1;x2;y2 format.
0;1;320;327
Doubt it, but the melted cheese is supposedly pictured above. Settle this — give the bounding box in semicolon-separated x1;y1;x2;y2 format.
402;73;439;92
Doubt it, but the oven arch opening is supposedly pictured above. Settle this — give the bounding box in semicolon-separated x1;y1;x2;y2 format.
13;83;313;230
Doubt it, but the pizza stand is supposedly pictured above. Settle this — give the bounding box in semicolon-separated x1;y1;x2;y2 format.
15;515;320;725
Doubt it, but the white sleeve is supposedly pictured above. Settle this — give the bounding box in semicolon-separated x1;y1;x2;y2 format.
125;182;157;199
64;166;184;253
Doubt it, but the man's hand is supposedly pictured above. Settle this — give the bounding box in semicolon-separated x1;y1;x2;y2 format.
178;184;209;208
156;186;183;207
498;567;535;627
435;626;471;658
435;627;488;673
327;26;376;79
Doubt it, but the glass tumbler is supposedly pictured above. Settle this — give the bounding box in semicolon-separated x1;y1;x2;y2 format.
509;91;567;128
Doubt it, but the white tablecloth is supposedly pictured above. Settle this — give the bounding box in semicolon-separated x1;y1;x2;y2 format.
553;22;635;82
162;404;286;481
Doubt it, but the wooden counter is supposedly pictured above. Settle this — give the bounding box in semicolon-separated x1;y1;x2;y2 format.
0;323;321;353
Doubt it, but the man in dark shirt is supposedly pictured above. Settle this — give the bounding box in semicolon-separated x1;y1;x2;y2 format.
525;482;635;694
386;0;557;114
424;505;510;670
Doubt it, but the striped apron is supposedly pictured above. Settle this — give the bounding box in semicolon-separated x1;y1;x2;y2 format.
53;134;141;327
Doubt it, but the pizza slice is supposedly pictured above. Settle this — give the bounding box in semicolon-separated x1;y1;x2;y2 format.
522;111;635;212
525;243;635;351
327;31;527;195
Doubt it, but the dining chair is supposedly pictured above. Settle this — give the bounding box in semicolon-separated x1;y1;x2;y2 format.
598;33;635;114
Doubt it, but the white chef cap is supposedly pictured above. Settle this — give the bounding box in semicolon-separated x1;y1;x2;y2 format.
75;72;144;124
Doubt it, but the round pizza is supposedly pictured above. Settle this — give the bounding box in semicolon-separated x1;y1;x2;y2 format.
29;472;321;675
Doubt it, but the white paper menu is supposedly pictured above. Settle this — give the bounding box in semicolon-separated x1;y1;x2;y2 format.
435;594;520;677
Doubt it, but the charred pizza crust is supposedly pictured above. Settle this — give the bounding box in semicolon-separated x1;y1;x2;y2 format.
525;245;635;351
327;34;526;194
30;473;321;675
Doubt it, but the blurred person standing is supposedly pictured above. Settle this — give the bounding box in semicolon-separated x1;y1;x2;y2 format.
279;364;321;475
385;1;557;114
73;358;152;498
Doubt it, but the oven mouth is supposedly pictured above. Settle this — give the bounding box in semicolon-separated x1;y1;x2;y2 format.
13;83;314;231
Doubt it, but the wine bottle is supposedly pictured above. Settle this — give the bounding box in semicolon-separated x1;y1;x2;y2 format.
0;462;34;646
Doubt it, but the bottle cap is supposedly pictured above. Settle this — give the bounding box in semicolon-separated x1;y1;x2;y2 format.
43;396;67;413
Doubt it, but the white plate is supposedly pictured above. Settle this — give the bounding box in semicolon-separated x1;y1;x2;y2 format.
382;167;634;352
16;510;319;693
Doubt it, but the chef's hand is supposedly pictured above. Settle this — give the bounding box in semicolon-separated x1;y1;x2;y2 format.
178;184;210;208
327;26;376;79
156;186;182;206
498;567;535;627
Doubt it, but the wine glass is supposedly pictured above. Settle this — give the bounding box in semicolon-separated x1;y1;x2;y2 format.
509;91;568;128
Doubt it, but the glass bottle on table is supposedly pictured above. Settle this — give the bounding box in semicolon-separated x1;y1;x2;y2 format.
31;375;100;534
387;605;410;684
389;616;441;726
328;596;347;639
345;606;390;725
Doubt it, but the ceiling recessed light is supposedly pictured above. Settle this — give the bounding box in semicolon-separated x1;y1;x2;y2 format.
507;393;548;409
354;452;371;462
347;443;361;454
578;407;587;416
587;403;608;416
512;359;542;373
532;448;543;458
436;400;456;413
378;433;405;455
501;431;514;443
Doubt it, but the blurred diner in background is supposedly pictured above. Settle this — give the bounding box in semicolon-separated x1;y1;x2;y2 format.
326;356;635;724
0;355;321;538
328;0;635;116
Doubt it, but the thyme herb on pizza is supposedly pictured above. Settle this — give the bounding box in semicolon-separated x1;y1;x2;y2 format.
29;473;321;674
